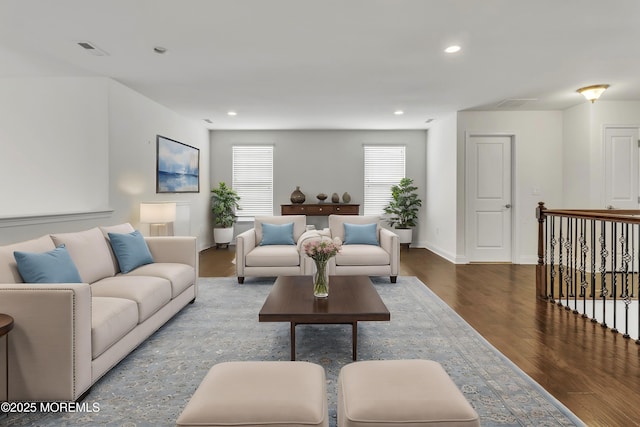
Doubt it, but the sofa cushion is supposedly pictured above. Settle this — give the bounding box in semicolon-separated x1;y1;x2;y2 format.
260;222;295;246
335;245;390;266
91;276;172;322
125;263;195;298
14;244;83;284
344;223;379;245
0;235;56;283
246;246;300;267
255;215;306;244
51;227;116;283
91;297;138;359
107;230;154;274
100;223;136;273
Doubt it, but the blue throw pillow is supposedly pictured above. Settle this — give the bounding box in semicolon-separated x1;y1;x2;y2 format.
343;223;379;245
108;230;154;274
260;222;295;245
14;244;83;283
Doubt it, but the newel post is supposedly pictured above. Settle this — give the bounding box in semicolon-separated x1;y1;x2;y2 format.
536;202;547;299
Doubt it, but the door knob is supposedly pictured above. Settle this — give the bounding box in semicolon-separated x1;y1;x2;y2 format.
504;204;511;209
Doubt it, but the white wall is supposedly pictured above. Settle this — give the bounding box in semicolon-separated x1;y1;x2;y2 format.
561;101;640;209
562;103;591;207
107;81;212;249
424;113;458;261
210;130;427;241
0;77;212;248
457;111;564;264
0;77;109;217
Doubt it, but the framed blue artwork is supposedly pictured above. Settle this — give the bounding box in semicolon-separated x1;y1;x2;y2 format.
156;135;200;193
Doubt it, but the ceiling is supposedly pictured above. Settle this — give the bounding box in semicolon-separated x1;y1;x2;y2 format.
1;0;640;130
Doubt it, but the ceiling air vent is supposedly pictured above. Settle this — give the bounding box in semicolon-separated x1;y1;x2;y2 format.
76;41;109;56
495;98;537;109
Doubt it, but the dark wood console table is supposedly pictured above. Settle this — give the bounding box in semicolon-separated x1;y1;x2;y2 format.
281;203;359;216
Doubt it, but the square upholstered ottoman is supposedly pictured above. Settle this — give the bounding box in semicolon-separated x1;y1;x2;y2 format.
176;361;328;427
338;359;479;427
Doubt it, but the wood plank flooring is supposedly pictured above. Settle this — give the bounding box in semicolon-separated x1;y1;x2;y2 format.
199;246;640;426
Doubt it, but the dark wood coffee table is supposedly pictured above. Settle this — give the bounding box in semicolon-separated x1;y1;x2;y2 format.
258;275;390;360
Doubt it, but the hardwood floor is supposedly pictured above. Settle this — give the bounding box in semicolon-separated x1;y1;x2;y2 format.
199;246;640;426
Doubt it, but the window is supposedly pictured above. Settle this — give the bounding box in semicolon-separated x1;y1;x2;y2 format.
363;145;406;215
232;145;273;219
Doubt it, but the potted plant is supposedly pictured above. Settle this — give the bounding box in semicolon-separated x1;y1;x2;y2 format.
211;182;241;247
383;177;423;245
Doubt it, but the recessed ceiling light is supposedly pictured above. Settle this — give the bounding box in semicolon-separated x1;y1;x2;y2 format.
227;111;237;116
394;110;404;115
153;46;167;54
444;45;461;54
425;118;434;123
203;119;213;124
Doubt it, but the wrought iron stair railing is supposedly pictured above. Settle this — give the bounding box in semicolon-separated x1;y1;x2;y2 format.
536;202;640;343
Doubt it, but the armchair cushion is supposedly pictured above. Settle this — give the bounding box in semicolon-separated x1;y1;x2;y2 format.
255;215;306;244
245;245;300;267
335;245;390;266
344;223;379;245
260;222;295;246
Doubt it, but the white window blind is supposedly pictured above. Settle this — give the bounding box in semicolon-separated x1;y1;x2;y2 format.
232;145;274;218
363;145;406;216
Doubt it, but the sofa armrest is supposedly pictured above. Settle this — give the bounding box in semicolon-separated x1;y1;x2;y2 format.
145;236;198;273
379;228;400;275
0;283;92;401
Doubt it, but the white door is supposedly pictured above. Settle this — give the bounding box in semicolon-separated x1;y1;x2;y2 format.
466;134;513;262
604;127;640;209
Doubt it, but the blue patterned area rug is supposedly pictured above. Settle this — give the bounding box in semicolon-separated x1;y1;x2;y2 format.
7;276;584;427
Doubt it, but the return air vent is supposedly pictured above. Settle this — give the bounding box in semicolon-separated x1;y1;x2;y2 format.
495;98;537;109
76;41;109;56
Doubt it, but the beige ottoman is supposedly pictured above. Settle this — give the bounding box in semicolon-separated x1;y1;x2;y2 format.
176;361;328;427
338;360;479;427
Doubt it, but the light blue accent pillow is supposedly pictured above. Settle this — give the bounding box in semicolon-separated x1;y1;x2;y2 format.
343;223;379;245
108;230;154;274
14;244;83;283
260;222;295;245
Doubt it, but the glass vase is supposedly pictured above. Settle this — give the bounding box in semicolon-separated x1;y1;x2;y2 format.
313;259;329;298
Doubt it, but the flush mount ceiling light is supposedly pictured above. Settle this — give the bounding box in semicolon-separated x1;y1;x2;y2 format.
394;110;404;115
444;45;461;53
227;111;237;116
577;84;610;103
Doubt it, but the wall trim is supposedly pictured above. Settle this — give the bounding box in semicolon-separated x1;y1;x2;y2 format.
0;209;114;228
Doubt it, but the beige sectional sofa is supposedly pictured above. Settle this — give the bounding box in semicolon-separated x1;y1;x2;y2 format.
0;223;198;402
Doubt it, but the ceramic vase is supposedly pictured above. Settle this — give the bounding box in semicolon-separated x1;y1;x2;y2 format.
290;186;306;204
342;192;351;203
331;192;339;203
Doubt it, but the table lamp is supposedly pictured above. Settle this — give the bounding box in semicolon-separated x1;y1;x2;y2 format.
139;202;176;236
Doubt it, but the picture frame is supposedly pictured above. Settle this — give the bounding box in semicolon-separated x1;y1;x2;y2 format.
156;135;200;193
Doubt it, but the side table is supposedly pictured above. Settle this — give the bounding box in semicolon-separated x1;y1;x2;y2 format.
0;314;14;402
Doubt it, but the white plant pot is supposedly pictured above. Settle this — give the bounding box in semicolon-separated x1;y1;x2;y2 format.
213;226;234;245
394;228;413;245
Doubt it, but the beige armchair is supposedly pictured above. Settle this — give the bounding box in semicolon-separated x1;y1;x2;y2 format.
326;215;399;283
235;215;319;283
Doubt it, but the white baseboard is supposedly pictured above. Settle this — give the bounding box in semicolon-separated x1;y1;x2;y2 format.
422;241;468;264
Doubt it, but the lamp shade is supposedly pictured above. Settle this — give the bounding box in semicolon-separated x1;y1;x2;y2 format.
140;202;176;223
